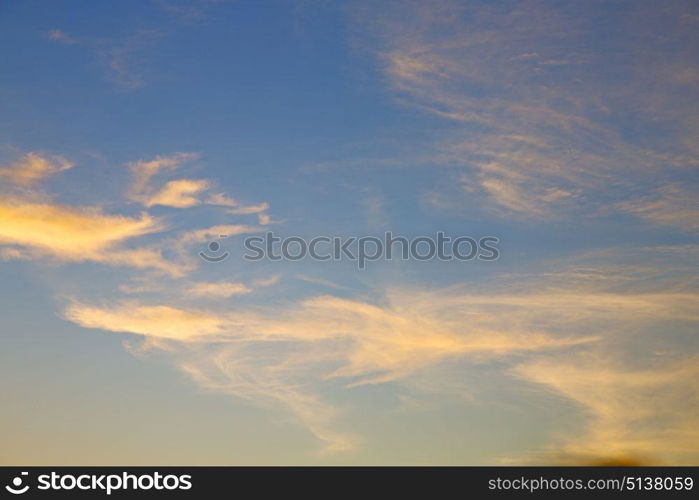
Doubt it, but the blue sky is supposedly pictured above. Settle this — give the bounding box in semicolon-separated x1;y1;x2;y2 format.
1;0;698;465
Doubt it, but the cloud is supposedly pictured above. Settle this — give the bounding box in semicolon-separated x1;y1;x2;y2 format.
513;354;699;465
226;202;273;225
0;151;270;277
50;1;246;89
127;154;272;216
206;192;239;207
252;274;281;288
352;0;699;226
0;198;182;275
65;289;585;451
168;223;260;267
66;284;676;450
127;152;199;203
188;281;252;298
129;158;211;208
227;202;269;215
64;302;228;341
145;179;210;208
62;244;699;457
17;1;698;462
494;246;699;464
47;29;79;44
63;296;361;452
617;184;699;232
0;200;158;255
174;224;259;246
0;153;73;187
97;29;163;89
479;177;543;214
48;27;163;89
0;150;272;278
177;343;358;454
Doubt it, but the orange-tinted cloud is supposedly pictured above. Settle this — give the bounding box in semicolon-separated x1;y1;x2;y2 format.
0;153;73;186
0;198;181;275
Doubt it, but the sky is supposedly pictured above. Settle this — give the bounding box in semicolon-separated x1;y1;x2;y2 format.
1;0;698;465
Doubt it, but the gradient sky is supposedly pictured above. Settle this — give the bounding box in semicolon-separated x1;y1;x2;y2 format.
1;0;698;465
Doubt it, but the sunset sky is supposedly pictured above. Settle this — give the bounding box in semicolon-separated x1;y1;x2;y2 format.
1;0;698;465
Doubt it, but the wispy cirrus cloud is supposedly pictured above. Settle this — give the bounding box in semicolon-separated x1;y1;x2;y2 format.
127;153;273;221
0;151;193;275
64;302;228;341
227;202;269;215
145;179;211;208
187;281;252;298
127;152;200;204
98;29;163;89
18;1;698;464
227;202;273;225
62;245;699;458
352;0;699;228
0;153;73;187
47;29;80;45
47;27;163;89
177;342;358;454
174;223;258;247
206;192;239;207
46;1;232;89
0;150;271;277
63;289;592;452
617;184;699;233
513;353;699;465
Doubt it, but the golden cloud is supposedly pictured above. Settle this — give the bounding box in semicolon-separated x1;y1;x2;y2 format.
0;198;181;275
127;152;199;204
188;281;252;298
145;179;210;208
62;248;699;457
0;153;73;186
64;302;228;340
